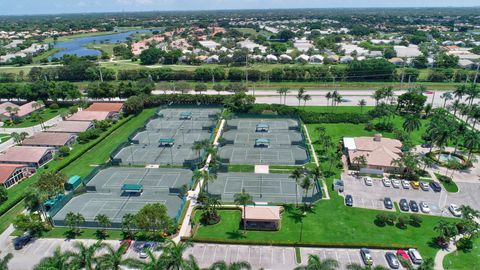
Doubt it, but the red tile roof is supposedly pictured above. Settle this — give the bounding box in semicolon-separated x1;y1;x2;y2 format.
46;121;92;133
16;101;45;117
0;164;26;184
68;111;110;121
0;146;52;164
22;132;74;146
85;102;123;113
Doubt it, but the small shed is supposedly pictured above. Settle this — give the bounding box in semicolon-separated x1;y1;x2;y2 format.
121;183;143;194
65;175;82;191
179;112;193;120
159;138;175;147
241;206;281;231
255;123;269;132
254;138;270;148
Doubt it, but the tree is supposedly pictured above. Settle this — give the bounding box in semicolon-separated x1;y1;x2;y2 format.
95;244;138;270
434;220;458;246
289;168;304;207
34;247;74;270
70;241;105;270
36;171;66;198
276;87;289;104
94;214;111;237
295;254;338;270
134;203;173;235
397;92;427;115
440;92;453;108
0;253;12;270
358;99;367;112
303;94;311;106
459;205;480;220
234;189;254;232
201;196;221;224
409;214;423;227
194;170;217;193
417;257;435;270
397;216;409;228
402;114;422;135
64;212;85;236
159;239;194;270
299;176;313;209
13;213;45;235
346;263;389;270
213;84;225;95
139;47;163;65
58;146;70;157
296;88;305;107
121;213;136;239
0;186;7;204
123;95;145;115
124;249;164;270
210;260;252;270
194;83;208;95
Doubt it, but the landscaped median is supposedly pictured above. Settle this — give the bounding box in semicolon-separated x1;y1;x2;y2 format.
0;108;157;233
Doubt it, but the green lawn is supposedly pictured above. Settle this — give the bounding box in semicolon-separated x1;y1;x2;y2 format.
32;48;62;63
2;107;68;128
227;164;255;173
0;201;24;233
233;27;273;37
434;173;459;193
443;237;480;270
85;43;117;56
301;106;374;114
0;134;11;143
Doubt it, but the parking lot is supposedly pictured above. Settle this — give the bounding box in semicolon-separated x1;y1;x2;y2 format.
342;174;456;217
3;238;417;270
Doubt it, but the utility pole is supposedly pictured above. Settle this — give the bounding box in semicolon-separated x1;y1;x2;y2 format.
99;67;103;82
474;63;480;85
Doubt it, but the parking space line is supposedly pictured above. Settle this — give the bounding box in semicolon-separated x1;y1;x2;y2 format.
346;250;352;264
201;244;206;260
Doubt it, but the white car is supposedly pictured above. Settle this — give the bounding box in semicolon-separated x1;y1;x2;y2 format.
391;179;401;188
382;178;391;187
449;204;462;217
364;177;373;186
420;201;430;213
420;182;430;191
408;248;423;265
402;180;410;189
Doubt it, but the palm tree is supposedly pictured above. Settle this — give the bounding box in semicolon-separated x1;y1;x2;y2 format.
159;239;194;270
297;87;305;107
184;255;201;270
448;99;462;116
289;168;304;207
276;87;289;104
64;212;85;236
325;92;332;107
417;257;435;270
121;213;136;238
5;106;19;121
34;247;74;270
352;155;367;170
124;249;164;270
295;255;338;270
96;244;140;270
358;99;367;112
402;114;422;135
210;260;251;270
465;84;479;106
192;141;205;159
220;109;234;127
94;214;111;236
0;253;12;270
463;130;480;159
302;94;311;106
453;84;467;102
299;176;313;209
434;220;458;245
194;170;217;193
459;205;480;220
234;189;254;232
440;92;453;108
70;241;105;270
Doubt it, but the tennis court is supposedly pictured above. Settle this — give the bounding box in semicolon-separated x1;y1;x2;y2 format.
219;145;309;165
113;144;201;166
52;167;193;227
226;118;299;131
222;130;303;145
146;119;215;131
132;130;211;145
208;172;321;203
158;108;221;120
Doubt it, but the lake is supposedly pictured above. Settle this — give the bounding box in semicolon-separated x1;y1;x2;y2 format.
49;29;159;59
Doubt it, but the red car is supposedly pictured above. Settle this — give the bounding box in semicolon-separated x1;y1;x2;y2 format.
396;249;410;266
120;239;132;254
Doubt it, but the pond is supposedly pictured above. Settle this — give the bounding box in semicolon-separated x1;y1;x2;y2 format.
438;153;464;164
49;29;160;60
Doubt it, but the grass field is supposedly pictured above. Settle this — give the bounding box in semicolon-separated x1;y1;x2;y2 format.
0;134;11;143
43;31;116;43
233;27;273;37
443;237;480;270
85;43;117;56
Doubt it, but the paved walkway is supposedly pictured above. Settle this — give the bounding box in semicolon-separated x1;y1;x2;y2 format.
254;165;269;174
434;236;460;270
303;124;329;199
0;115;62;136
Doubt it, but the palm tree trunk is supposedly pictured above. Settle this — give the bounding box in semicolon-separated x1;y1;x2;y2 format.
295;183;298;208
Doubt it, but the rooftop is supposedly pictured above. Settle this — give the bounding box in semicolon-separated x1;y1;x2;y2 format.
46;121;92;133
242;206;281;221
0;164;26;184
85;102;124;113
68;111;110;121
16;101;45;117
0;146;52;164
22;132;74;147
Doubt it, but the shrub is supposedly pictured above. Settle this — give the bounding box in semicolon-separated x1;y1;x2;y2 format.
456;236;474;252
409;215;423;227
374;122;395;132
397;216;409;228
375;213;388;226
58;146;70;157
49;103;60;110
69;106;78;114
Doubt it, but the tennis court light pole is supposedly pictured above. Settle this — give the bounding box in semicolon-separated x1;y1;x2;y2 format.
181;126;185;144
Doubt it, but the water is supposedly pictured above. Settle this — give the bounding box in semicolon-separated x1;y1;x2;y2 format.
438;153;462;163
49;29;160;60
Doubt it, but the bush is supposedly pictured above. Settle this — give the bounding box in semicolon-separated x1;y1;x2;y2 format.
409;215;423;227
0;186;7;204
78;129;102;144
49;103;60;110
456;236;474;252
69;106;78;114
397;216;409;229
375;213;388;226
374;122;395;132
58;146;70;157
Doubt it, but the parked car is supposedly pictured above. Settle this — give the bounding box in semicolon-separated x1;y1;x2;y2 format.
384;197;393;209
364;177;373;186
382;178;391;187
409;200;419;212
420;201;430;213
120;239;132;254
410;181;420;189
13;233;32;250
385;252;400;269
396;249;410;266
420;182;430;191
399;199;409;211
429;181;442;192
402;180;410;189
345;195;353;206
139;242;155;259
391;179;401;188
408;248;423;264
449;204;462;217
360;248;373;266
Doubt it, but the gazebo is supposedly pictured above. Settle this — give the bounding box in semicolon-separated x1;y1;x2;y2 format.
254;138;270;148
255;123;269;132
179;112;193;120
121;183;143;194
159;138;175;147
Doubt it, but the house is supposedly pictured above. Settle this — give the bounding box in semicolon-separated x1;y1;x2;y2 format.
237;40;267;53
67;111;110;122
340;56;354;64
1;101;44;119
0;146;54;168
241;205;282;231
22;132;76;148
295;54;309;62
199;40;219;51
309;55;324;63
266;54;278;62
293;38;314;52
279;54;292;62
0;102;19;121
206;55;220;63
394;45;422;58
0;164;34;189
343;134;403;173
388;57;405;66
46;121;93;134
85;102;123;119
458;59;476;69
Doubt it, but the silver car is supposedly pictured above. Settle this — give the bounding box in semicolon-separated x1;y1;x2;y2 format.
391;179;401;188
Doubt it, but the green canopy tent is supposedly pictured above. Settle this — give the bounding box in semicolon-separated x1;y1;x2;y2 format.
159;138;175;147
179;112;193;120
64;175;82;191
121;183;143;194
256;123;269;132
254;138;270;148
